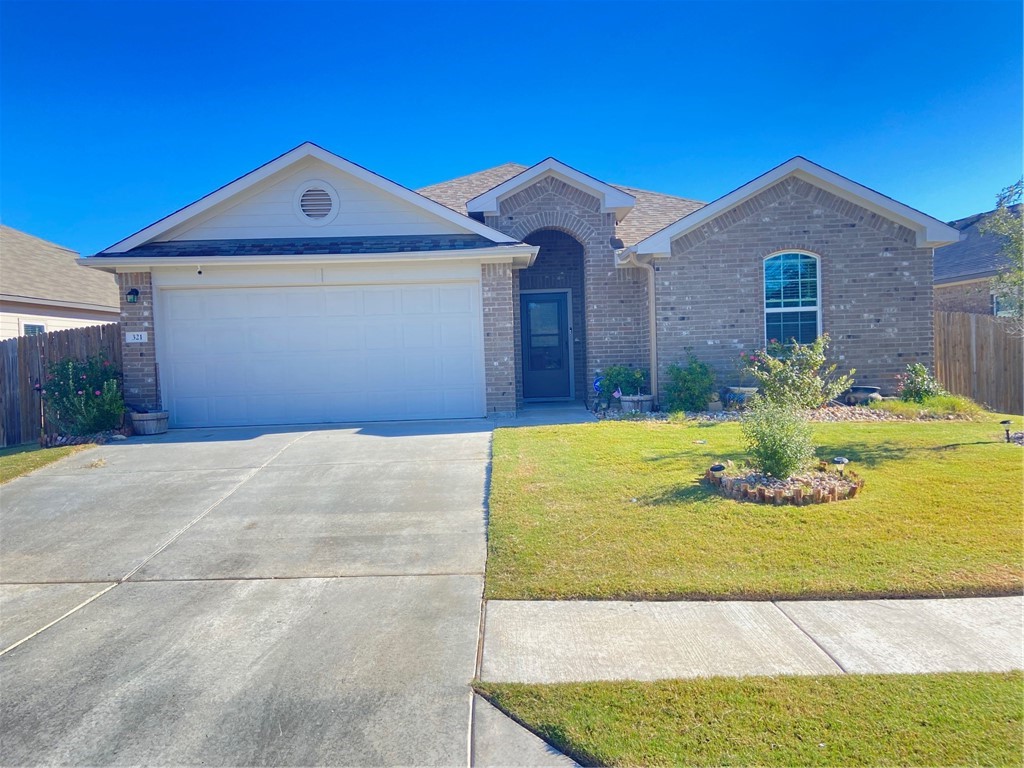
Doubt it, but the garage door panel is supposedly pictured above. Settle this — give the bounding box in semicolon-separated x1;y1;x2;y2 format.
159;282;484;427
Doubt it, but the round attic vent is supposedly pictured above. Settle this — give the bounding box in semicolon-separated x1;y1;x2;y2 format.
300;188;333;219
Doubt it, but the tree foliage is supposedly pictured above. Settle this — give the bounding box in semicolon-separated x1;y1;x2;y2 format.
981;179;1023;335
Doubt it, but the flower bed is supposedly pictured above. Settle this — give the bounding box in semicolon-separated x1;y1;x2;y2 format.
705;461;864;505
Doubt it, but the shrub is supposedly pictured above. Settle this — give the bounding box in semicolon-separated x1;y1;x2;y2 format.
598;365;648;400
897;363;946;403
743;334;854;409
40;356;125;435
664;356;716;412
741;398;815;479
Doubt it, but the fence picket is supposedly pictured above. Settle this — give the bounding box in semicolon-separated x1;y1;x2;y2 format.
934;311;1022;415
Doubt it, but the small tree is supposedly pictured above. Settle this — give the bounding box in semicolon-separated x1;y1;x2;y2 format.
981;179;1023;336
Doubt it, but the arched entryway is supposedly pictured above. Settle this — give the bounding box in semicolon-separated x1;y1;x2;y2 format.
517;229;587;402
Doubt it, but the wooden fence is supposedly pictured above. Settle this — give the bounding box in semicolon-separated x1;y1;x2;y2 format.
0;323;122;447
934;311;1023;415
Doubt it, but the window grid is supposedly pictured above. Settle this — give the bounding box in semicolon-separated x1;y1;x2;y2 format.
764;252;819;346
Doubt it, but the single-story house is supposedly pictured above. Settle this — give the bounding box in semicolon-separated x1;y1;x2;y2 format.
82;143;960;427
1;225;119;340
933;205;1020;315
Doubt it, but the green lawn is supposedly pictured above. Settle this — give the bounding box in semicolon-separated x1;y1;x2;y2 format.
0;443;95;484
486;419;1023;600
476;673;1024;767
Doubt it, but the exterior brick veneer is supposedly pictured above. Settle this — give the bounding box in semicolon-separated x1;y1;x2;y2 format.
117;272;160;410
481;263;516;415
486;176;649;406
658;176;933;395
934;281;993;314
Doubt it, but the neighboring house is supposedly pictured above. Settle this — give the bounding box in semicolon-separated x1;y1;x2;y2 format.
933;205;1021;315
0;225;119;340
82;143;959;428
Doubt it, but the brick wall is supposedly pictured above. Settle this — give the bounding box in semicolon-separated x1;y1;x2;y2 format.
481;263;516;415
934;280;993;314
117;272;160;410
659;176;934;395
486;176;648;405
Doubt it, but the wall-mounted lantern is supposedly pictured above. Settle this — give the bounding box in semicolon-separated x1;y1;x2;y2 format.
125;288;140;304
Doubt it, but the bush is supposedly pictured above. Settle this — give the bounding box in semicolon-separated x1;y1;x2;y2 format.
897;363;946;403
743;334;854;409
664;356;716;412
598;365;648;400
40;356;125;435
741;398;815;478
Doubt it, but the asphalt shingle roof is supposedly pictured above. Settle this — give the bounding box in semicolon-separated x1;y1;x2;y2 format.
104;234;511;259
417;165;705;247
933;205;1020;283
0;225;119;308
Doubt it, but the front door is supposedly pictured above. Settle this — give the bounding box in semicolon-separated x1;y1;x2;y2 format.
521;291;573;400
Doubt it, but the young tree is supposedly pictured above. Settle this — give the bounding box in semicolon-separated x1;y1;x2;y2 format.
981;179;1023;335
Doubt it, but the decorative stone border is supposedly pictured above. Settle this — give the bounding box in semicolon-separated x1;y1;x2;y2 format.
704;464;864;505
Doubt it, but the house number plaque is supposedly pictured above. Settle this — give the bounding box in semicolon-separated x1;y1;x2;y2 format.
126;332;148;343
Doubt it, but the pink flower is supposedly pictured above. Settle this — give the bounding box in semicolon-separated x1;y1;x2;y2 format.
81;374;87;380
94;390;101;396
102;360;109;367
77;390;83;395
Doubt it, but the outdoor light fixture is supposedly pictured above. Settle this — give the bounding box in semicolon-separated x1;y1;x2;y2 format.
710;463;726;479
833;456;850;477
125;288;140;304
1001;420;1012;443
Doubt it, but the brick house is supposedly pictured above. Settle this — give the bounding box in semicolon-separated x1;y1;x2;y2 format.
82;143;959;427
933;205;1020;315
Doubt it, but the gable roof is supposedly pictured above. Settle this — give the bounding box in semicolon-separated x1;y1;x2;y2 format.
100;142;519;254
418;164;704;246
0;225;118;310
464;158;637;222
934;205;1020;284
629;156;962;257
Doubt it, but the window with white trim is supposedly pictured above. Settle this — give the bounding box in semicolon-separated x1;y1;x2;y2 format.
764;252;820;346
23;324;45;337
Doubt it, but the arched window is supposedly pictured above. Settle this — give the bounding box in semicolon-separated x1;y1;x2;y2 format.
763;252;820;346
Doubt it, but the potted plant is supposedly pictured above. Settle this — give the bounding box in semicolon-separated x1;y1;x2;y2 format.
600;365;653;412
129;406;169;435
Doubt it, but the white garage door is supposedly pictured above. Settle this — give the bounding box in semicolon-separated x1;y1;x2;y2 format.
157;283;485;427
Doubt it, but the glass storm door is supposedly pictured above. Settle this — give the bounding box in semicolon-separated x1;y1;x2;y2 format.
521;291;572;400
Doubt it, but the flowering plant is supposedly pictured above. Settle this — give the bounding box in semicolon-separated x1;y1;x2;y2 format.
742;334;854;409
39;356;125;435
896;363;946;403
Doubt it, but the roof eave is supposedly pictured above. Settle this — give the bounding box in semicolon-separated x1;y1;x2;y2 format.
632;158;962;256
79;245;540;272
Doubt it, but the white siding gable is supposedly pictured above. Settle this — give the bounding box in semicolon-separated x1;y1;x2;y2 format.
161;158;470;242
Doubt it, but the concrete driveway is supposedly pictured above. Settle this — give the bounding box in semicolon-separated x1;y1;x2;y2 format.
0;423;494;766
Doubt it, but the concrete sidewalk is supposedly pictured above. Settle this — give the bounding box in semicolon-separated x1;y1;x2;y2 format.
481;595;1023;683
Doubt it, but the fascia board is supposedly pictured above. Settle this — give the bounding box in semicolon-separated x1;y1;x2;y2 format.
633;158;962;255
103;143;518;254
79;245;539;273
466;158;636;220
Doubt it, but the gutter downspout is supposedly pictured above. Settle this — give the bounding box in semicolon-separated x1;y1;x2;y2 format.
617;246;659;407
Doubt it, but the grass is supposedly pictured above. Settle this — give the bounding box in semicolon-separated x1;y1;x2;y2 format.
486;418;1023;600
0;443;95;484
870;394;986;420
476;672;1024;767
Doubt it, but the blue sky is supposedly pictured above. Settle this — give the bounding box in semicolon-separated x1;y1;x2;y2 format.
1;0;1021;255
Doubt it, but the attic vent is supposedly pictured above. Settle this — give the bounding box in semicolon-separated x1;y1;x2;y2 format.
300;188;333;218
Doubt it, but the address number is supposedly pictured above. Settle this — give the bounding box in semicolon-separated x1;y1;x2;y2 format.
126;332;148;344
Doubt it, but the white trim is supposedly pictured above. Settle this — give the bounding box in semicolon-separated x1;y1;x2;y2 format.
102;142;518;253
79;245;539;273
0;294;119;312
466;158;636;223
763;250;822;347
630;157;962;256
